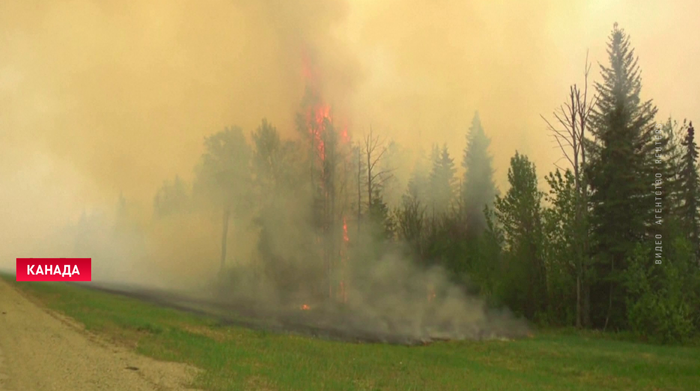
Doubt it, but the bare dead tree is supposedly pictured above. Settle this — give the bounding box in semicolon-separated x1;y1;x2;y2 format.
355;144;366;238
576;55;598;328
363;127;395;218
541;51;598;328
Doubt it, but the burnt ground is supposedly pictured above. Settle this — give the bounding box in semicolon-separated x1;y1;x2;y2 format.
71;281;530;346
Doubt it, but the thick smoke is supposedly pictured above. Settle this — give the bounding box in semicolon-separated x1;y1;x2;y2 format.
1;0;699;341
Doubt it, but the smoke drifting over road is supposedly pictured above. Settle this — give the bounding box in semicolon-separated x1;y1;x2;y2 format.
1;1;699;341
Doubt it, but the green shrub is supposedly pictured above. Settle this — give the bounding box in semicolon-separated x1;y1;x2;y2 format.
625;242;697;344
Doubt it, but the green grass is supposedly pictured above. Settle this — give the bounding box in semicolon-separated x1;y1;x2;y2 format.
2;275;699;391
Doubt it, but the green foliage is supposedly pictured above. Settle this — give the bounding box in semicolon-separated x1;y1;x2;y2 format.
541;169;585;326
625;240;698;344
586;24;662;329
251;119;306;203
469;206;503;304
251;119;282;192
494;152;547;319
395;195;426;259
250;119;321;296
659;117;685;215
423;212;469;273
194;126;253;213
429;144;457;215
368;187;395;241
406;153;430;205
145;23;700;346
462;111;497;234
678;121;700;253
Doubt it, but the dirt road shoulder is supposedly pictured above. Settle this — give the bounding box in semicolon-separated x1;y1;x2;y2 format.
0;278;200;391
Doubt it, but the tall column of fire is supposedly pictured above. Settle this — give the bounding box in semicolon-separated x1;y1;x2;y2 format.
298;54;351;303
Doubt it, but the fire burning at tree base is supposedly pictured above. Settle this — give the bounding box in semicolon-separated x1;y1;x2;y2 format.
127;53;531;346
51;46;531;348
203;249;531;345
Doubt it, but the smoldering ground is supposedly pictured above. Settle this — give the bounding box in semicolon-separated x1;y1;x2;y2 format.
210;244;530;343
76;228;531;344
63;159;531;343
94;286;522;345
2;1;699;342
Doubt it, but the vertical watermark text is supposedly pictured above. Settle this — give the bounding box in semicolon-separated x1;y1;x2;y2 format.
653;126;663;265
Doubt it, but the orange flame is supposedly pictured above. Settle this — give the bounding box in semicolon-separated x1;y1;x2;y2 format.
302;50;353;304
340;216;350;303
301;304;310;310
342;216;349;243
302;48;331;163
309;104;330;161
341;126;349;144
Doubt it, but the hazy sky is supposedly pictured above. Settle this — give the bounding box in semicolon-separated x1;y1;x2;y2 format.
1;0;698;262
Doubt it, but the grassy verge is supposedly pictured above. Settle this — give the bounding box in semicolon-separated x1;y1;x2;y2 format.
2;275;699;391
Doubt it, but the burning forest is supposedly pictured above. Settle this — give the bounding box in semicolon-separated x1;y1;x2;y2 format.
3;0;698;350
180;52;533;344
46;50;531;345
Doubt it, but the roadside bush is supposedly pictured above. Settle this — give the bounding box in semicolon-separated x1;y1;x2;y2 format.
625;242;697;344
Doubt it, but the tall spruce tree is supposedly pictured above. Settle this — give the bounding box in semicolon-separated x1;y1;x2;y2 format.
679;121;700;259
462;111;497;234
587;24;659;329
429;144;457;215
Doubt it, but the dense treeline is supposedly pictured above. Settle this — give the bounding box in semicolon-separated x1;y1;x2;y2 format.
145;24;700;343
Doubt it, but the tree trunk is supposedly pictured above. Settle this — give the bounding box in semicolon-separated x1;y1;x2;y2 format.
603;260;614;331
367;145;373;211
583;278;591;327
220;208;231;274
357;148;362;238
576;274;582;328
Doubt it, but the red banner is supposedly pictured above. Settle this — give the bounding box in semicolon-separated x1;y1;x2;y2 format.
16;258;92;282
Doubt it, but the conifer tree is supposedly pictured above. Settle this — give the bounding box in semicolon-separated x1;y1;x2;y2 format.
587;23;660;329
462;111;497;234
429;144;457;215
658;118;685;217
679;121;700;259
405;149;430;205
494;152;547;319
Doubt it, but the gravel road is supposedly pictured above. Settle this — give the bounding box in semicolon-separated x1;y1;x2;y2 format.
0;279;200;391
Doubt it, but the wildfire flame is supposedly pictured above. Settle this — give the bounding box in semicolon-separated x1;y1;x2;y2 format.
342;217;349;243
341;125;349;144
302;49;330;162
310;104;330;160
340;216;349;303
301;304;310;310
302;48;352;304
